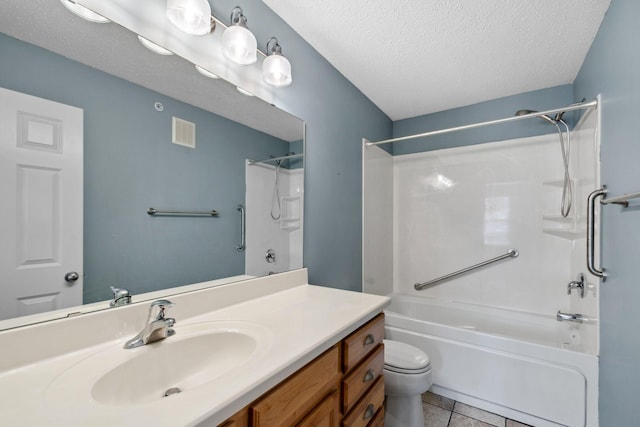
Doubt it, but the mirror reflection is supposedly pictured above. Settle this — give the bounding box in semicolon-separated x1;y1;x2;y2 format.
0;2;304;328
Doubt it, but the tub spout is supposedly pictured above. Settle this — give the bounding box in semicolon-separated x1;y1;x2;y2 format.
556;311;584;323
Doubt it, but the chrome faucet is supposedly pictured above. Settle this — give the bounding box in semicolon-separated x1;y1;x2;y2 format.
124;299;176;349
109;286;132;307
556;311;584;323
567;273;585;298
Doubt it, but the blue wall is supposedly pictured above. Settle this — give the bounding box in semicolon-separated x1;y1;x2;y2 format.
213;0;393;291
392;85;574;155
574;0;640;424
0;33;292;303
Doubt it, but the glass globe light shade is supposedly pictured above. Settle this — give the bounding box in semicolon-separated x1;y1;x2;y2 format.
263;54;292;87
60;0;110;23
222;25;257;65
166;0;211;36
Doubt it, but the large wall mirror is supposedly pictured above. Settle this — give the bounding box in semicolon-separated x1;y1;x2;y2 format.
0;1;304;329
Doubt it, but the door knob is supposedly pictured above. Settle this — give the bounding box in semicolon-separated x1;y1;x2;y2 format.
64;272;80;282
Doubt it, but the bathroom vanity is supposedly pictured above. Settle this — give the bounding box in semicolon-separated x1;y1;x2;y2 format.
217;313;386;427
0;269;389;426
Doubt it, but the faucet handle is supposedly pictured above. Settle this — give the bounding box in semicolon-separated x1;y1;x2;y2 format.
149;299;174;320
109;286;132;307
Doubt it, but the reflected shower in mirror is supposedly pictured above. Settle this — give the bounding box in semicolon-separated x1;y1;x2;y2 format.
0;1;304;329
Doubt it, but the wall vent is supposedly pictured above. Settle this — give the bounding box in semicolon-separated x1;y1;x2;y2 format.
172;116;196;148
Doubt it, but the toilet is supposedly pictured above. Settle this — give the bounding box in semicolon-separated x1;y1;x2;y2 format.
383;339;433;427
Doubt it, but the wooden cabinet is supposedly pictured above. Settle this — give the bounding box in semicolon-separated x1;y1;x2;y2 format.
218;407;248;427
341;377;384;427
217;314;385;427
340;314;385;426
251;345;341;427
297;390;340;427
342;345;384;415
342;314;385;373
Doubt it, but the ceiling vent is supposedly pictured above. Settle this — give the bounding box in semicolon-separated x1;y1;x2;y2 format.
172;116;196;148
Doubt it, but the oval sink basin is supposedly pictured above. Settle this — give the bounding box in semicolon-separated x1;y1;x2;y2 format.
45;321;271;406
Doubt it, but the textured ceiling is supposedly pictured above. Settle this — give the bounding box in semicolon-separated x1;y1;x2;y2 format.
0;0;303;142
263;0;611;120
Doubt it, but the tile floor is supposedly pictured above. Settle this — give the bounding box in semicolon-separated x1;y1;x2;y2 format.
422;391;533;427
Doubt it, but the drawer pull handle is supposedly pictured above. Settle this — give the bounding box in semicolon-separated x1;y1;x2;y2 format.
363;333;375;346
363;369;376;383
363;404;375;420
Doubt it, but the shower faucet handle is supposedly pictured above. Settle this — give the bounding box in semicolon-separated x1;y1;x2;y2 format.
567;273;585;298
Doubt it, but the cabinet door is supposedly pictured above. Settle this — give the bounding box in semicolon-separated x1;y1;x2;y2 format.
297;391;340;427
217;407;248;427
251;345;341;427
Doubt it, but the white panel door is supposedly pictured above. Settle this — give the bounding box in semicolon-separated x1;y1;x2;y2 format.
0;87;83;320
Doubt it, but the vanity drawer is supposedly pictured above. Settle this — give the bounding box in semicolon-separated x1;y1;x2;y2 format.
342;314;384;373
341;376;384;427
341;344;384;414
368;407;385;427
251;345;341;427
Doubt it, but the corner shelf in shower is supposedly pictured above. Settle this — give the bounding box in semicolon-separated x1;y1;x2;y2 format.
542;214;584;239
280;197;301;230
541;179;585;240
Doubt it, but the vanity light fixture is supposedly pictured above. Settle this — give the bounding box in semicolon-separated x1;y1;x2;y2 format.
62;0;293;96
166;0;214;36
60;0;110;23
263;37;292;87
222;6;258;65
195;65;220;79
138;36;174;55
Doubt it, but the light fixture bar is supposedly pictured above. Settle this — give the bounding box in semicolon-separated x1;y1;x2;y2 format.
71;0;284;102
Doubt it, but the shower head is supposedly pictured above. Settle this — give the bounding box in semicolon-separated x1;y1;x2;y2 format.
515;109;557;125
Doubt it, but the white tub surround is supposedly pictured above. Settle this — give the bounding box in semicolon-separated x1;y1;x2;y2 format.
0;269;389;427
245;162;304;276
363;107;600;427
385;294;598;427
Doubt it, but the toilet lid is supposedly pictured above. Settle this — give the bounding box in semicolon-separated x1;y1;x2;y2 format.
383;339;430;373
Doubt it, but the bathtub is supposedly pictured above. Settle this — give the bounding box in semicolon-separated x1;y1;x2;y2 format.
384;294;598;427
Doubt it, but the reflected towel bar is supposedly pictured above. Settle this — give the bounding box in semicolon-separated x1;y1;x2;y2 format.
414;249;519;290
147;208;220;217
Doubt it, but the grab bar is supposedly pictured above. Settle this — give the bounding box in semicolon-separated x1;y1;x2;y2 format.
414;249;519;290
147;208;220;216
237;204;246;252
587;188;606;280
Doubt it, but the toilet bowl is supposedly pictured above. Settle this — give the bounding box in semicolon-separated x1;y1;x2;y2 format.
383;339;432;427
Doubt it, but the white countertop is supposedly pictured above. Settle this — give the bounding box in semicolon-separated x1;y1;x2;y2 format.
0;270;389;427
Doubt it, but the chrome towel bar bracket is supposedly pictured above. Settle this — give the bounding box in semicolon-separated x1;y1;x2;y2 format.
600;190;640;207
